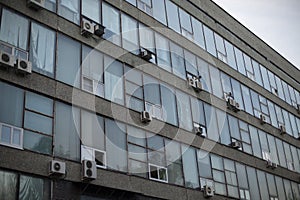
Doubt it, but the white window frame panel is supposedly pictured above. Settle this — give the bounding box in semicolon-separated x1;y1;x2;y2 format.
81;145;107;169
148;163;168;183
81;75;105;97
0;122;23;149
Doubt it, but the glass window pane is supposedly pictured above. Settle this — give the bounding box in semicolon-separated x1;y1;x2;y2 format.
139;24;155;53
197;57;212;92
104;56;124;105
257;170;269;199
228;115;240;140
56;34;81;87
122;13;138;53
144;75;160;105
267;135;279;164
102;2;121;45
127;125;146;147
234;47;246;75
275;138;287;168
167;162;184;186
161;84;178;126
192;17;205;49
0;170;17;200
147;134;164;151
25;92;53;117
225;41;237;70
152;0;166;25
45;0;56;12
105;119;127;172
170;42;186;79
181;145;199;188
209;65;223;98
266;174;277;196
0;82;24;127
58;0;80;24
0;9;29;50
218;110;230;145
204;104;219;141
231;79;244;110
155;33;171;71
249;125;261;158
30;22;55;77
252;60;263;86
246;166;260;200
165;0;180;33
82;0;100;23
54;102;80;161
260;65;271;91
23;130;52;155
24;111;53;135
176;91;193;131
236;163;248;188
241;85;253;115
19;176;45;199
184;50;198;76
211;154;223;170
275;176;286;200
203;25;216;56
197;150;212;178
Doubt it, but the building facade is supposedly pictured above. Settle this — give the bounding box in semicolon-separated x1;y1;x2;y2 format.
0;0;299;199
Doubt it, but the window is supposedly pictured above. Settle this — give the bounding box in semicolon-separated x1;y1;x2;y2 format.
0;123;23;149
257;170;269;199
197;57;212;92
204;104;219;141
122;13;138;53
0;170;17;199
155;33;171;72
217;110;230;145
45;0;56;12
54;102;80;161
176;91;193;131
152;0;167;25
268;71;278;96
0;9;29;50
275;76;285;100
215;34;227;63
231;79;244;110
139;24;155;62
23;92;53;155
267;135;279;165
246;167;260;200
125;66;144;112
191;17;205;49
182;145;199;188
241;85;253;115
105;119;127;172
239;121;252;154
275;176;286;200
170;41;186;79
275;138;287;168
30;22;56;77
102;2;121;45
149;164;168;183
203;25;216;56
104;55;124;105
165;139;183;185
220;72;233;98
184;50;198;76
197;150;212;181
224;159;239;198
165;0;180;33
209;65;222;99
249;125;262;159
19;175;49;199
82;45;104;97
82;0;100;23
58;0;80;24
243;54;254;80
282;81;292;105
179;8;193;40
56;34;81;87
252;60;263;86
137;0;152;15
260;65;271;91
211;154;226;196
161;83;178;125
234;48;246;75
0;82;24;127
236;163;250;200
225;41;237;70
127;125;147;177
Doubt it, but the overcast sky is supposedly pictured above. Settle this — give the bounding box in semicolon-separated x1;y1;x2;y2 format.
212;0;300;69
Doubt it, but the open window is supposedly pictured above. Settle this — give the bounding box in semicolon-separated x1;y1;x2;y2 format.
148;163;168;183
81;145;106;169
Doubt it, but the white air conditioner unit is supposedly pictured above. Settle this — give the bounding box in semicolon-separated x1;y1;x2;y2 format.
81;18;94;37
195;79;202;92
203;185;214;198
279;125;286;135
0;43;15;68
16;58;32;74
230;141;242;149
194;125;206;138
49;160;66;176
260;114;266;124
227;98;240;112
141;111;152;123
94;24;105;37
139;48;153;61
82;160;97;180
27;0;45;10
188;77;196;88
297;104;300;114
266;160;277;169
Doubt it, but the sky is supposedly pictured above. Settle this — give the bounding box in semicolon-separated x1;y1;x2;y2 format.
212;0;300;70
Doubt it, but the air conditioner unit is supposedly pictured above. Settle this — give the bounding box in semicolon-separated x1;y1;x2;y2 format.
271;162;277;169
297;104;300;114
230;141;241;149
94;24;105;37
260;114;266;124
188;77;196;88
27;0;45;10
49;160;66;176
279;125;286;135
82;160;97;180
16;58;32;74
266;160;277;169
194;125;206;138
141;111;152;123
81;18;94;37
0;51;14;68
139;48;153;61
203;185;214;198
227;98;240;112
195;79;202;92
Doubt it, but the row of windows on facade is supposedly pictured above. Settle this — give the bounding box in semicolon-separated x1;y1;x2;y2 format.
0;7;299;139
35;0;300;110
0;80;300;181
124;0;300;108
0;166;299;200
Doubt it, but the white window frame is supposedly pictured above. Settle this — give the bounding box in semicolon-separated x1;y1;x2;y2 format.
81;145;107;169
148;163;168;183
0;122;23;149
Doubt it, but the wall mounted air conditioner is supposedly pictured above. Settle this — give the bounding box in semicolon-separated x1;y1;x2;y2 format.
188;77;197;88
230;140;242;149
94;24;105;37
297;104;300;114
227;98;240;112
27;0;45;10
81;18;94;37
194;124;206;138
139;48;153;61
279;125;286;135
141;111;152;123
0;43;15;68
266;160;277;169
195;79;202;92
203;185;214;198
82;160;97;180
49;160;66;176
259;114;266;124
16;58;32;74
